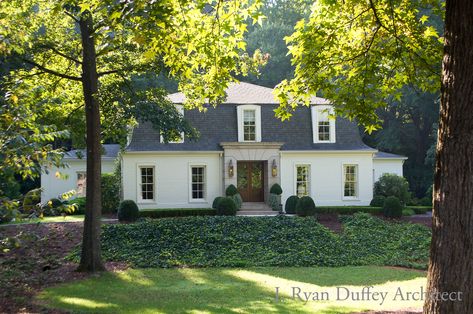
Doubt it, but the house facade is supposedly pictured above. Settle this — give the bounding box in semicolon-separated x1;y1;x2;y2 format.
121;82;406;209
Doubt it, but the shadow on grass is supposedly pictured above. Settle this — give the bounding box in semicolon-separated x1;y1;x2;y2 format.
38;267;425;314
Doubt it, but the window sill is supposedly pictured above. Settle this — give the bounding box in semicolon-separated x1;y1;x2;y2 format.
189;199;207;203
342;197;360;201
137;200;156;204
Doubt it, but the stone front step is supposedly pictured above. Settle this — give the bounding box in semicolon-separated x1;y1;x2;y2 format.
237;210;278;216
240;202;272;211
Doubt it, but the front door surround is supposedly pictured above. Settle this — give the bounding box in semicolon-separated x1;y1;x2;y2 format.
237;161;264;202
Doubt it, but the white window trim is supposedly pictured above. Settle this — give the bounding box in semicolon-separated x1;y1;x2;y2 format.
136;164;157;204
294;163;311;198
160;105;184;144
342;163;359;200
237;104;262;142
188;163;207;203
311;105;336;143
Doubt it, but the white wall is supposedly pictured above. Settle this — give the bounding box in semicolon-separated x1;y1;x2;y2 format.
373;159;405;182
41;159;116;203
280;152;374;206
121;152;223;209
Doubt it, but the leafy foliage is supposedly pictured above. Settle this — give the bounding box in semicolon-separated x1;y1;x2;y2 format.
295;196;316;217
212;197;225;210
274;0;443;129
101;173;120;214
370;195;386;207
284;195;299;214
68;214;430;269
374;174;411;205
68;197;86;215
383;196;403;218
231;194;243;210
216;197;237;216
140;208;215;219
118;200;139;222
268;193;281;211
269;183;283;195
225;184;239;197
402;208;416;216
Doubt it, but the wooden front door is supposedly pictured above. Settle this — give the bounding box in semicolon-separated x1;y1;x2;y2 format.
237;161;264;202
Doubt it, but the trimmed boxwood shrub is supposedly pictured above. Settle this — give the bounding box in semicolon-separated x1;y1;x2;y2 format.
268;194;280;211
284;195;299;214
408;206;431;214
232;193;243;210
419;197;432;206
402;208;416;216
225;184;239;196
216;197;237;216
269;183;283;195
295;196;317;217
118;200;139;222
370;195;386;207
212;196;225;209
383;196;403;218
102;173;120;214
140;208;215;218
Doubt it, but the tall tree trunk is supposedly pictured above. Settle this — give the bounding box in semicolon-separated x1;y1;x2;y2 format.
424;0;473;312
77;11;105;272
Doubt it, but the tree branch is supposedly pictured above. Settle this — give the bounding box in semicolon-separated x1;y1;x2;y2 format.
64;10;79;23
37;44;82;64
21;58;82;81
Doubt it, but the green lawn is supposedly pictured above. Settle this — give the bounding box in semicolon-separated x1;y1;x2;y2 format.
1;215;85;226
39;266;426;313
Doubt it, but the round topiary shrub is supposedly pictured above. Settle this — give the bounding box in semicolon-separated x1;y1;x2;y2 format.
225;184;239;196
269;183;283;195
383;196;403;218
285;195;299;214
295;196;317;217
370;195;386;207
118;200;140;222
212;196;225;209
216;197;237;216
232;193;243;210
268;194;281;211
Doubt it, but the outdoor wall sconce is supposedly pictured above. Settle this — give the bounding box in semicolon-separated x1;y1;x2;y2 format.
228;160;234;177
272;159;278;177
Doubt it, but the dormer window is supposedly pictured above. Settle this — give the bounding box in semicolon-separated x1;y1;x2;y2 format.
237;105;261;142
311;105;336;143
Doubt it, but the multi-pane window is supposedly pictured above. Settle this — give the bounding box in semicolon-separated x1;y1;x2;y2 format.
318;120;330;141
243;109;256;141
76;172;87;197
296;165;310;197
191;166;205;200
140;167;154;201
343;165;358;198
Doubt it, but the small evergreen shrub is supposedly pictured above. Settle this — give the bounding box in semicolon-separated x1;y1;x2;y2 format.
419;196;432;206
402;208;416;216
102;173;120;214
383;196;403;218
48;198;63;208
69;197;86;215
409;206;430;214
370;195;386;207
225;184;238;196
284;195;299;214
216;197;237;216
269;183;283;195
295;196;317;217
374;174;411;205
268;194;281;211
232;193;243;210
118;200;139;222
212;196;225;209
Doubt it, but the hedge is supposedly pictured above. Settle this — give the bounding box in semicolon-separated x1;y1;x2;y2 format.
140;208;216;219
68;214;431;269
310;206;431;215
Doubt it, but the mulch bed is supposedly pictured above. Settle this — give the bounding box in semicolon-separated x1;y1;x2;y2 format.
0;222;126;313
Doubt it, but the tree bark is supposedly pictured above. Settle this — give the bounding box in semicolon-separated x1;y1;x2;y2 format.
424;0;473;312
77;11;105;272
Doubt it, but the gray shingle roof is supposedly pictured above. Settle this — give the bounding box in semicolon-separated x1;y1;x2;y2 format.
168;82;329;105
126;104;374;152
373;151;407;159
64;144;120;160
